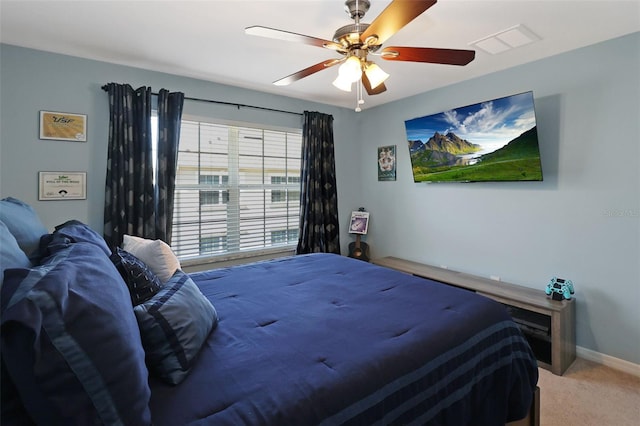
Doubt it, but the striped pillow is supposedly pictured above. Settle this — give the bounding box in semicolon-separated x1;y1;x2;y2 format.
134;270;218;385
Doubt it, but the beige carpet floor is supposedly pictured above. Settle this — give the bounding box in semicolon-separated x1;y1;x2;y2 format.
537;357;640;426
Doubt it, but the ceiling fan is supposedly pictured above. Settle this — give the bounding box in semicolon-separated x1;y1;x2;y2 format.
245;0;475;104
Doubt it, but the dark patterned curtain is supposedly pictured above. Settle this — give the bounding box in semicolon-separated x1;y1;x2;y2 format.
104;83;154;248
155;89;184;243
103;83;184;248
296;111;341;254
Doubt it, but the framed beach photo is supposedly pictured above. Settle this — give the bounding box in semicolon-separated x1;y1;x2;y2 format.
348;211;370;235
377;145;396;181
39;172;87;200
39;110;87;141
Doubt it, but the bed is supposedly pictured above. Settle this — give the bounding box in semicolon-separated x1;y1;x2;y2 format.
1;197;538;426
149;254;539;425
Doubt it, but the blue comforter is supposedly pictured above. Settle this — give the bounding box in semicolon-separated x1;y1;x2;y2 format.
148;253;538;425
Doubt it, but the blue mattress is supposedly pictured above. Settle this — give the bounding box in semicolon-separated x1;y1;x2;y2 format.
148;253;538;425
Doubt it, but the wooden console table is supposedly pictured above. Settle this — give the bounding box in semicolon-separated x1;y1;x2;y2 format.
372;256;576;376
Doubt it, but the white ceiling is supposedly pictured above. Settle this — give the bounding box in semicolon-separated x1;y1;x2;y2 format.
1;0;639;110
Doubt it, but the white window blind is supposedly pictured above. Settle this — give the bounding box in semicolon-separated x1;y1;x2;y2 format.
171;119;302;260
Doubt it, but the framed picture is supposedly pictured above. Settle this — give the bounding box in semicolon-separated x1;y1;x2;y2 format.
349;211;370;235
378;145;396;181
39;172;87;200
39;110;87;141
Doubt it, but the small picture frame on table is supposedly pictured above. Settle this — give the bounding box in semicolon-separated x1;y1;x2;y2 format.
349;211;370;235
39;172;87;200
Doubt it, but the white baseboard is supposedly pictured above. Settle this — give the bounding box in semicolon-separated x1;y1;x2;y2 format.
577;346;640;378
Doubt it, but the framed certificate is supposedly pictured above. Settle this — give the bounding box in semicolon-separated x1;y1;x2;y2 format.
39;111;87;141
38;172;87;200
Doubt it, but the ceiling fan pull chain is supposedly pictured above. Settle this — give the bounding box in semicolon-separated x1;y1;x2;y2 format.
355;81;364;112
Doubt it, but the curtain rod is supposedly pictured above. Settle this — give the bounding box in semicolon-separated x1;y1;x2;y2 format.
183;95;303;117
101;85;302;117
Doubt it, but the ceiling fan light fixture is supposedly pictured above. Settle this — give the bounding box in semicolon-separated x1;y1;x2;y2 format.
338;55;363;83
364;62;389;89
332;75;353;92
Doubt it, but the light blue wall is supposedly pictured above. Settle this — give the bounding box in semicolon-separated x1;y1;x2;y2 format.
0;44;363;252
360;32;640;365
1;33;638;365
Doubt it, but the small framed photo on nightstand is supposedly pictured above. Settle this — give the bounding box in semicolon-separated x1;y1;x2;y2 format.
349;211;370;235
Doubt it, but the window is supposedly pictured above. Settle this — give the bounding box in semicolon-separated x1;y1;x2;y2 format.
199;236;227;255
271;176;300;203
199;175;229;206
271;228;299;244
171;119;302;260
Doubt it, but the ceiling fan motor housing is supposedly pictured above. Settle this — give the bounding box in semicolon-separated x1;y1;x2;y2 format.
333;23;369;46
344;0;370;20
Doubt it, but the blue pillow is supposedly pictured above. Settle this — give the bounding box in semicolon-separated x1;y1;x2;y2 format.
0;197;47;260
134;270;218;385
1;355;34;426
39;220;111;257
1;220;31;287
0;242;152;425
0;221;32;423
110;247;163;306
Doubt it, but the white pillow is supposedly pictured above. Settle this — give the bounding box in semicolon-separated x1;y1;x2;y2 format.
122;235;181;284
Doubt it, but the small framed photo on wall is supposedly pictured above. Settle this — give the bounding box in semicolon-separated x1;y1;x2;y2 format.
39;110;87;142
378;145;396;181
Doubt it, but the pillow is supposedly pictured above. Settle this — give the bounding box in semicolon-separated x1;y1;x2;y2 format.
0;242;152;425
38;220;112;259
1;355;34;426
122;234;181;283
0;197;48;260
54;220;112;254
134;270;218;385
110;247;163;306
1;220;31;286
1;220;38;424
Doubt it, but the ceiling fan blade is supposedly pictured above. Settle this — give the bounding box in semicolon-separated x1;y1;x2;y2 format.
380;46;475;65
245;26;344;51
361;0;437;46
273;59;344;86
361;73;387;95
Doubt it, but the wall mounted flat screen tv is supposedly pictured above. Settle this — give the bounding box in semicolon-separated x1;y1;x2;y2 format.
404;91;543;182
